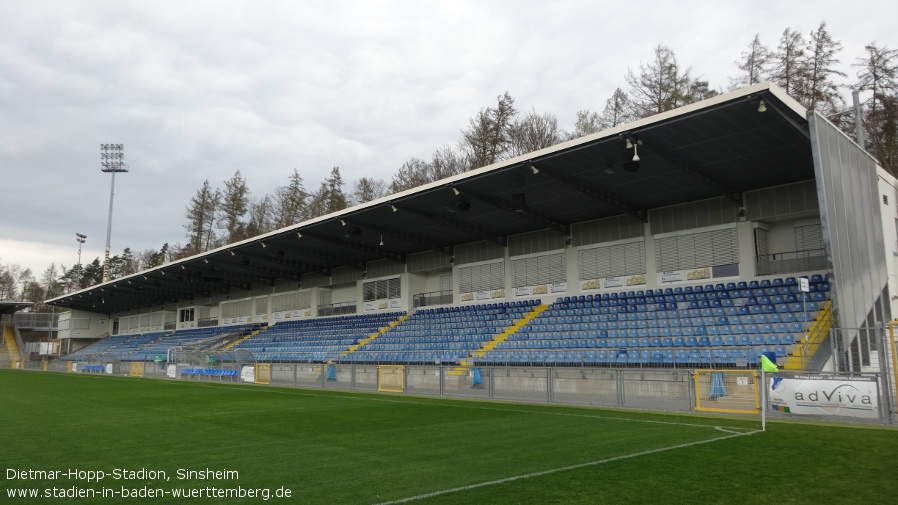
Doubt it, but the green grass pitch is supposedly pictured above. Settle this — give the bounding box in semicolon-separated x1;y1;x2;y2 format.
1;370;896;504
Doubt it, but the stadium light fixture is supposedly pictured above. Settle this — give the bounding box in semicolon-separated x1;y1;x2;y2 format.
379;234;384;246
530;164;539;175
340;219;346;226
100;143;128;282
450;186;460;196
296;232;302;238
390;204;398;212
622;134;642;172
75;233;87;285
758;99;767;113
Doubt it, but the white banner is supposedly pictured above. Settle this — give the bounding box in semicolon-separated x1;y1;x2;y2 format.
241;365;256;383
769;375;879;419
167;364;177;378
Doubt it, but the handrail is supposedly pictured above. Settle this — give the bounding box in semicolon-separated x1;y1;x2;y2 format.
318;302;357;316
11;322;26;363
756;248;827;276
413;291;453;308
794;301;833;370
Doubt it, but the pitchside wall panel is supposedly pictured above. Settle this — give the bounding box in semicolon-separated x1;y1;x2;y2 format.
809;113;891;341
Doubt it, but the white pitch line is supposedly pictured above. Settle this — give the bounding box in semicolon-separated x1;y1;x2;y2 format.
372;429;759;505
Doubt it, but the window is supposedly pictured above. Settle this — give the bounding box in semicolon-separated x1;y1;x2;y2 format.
458;262;505;293
512;253;565;288
655;228;738;272
579;241;645;280
363;277;401;302
795;224;824;255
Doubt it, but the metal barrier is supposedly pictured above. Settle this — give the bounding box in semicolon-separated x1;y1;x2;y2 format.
13;359;894;425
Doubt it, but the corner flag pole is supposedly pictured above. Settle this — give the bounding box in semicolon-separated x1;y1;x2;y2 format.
761;369;766;432
760;354;778;432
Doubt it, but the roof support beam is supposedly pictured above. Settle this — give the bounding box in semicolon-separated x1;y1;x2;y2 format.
300;231;405;263
396;205;506;247
534;164;648;222
226;249;327;278
647;146;743;205
342;219;453;256
456;188;570;235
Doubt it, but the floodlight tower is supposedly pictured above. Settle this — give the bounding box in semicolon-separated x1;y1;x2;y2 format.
75;233;87;285
100;144;128;282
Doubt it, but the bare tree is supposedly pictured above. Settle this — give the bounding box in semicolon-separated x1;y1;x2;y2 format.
391;157;431;193
247;194;276;236
509;108;562;157
218;170;250;244
599;88;636;129
273;169;308;228
461;92;518;168
429;143;469;181
805;22;846;114
568;109;602;140
732;33;771;89
350;177;389;205
626;45;707;117
769;28;809;98
856;43;898;173
184;180;219;254
308;167;348;218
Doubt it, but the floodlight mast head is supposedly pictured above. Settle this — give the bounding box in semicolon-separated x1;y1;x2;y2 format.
100;143;128;173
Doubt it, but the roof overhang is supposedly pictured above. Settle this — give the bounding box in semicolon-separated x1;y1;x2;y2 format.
47;82;815;314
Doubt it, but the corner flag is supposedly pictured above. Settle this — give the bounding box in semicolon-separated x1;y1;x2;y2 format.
761;354;778;373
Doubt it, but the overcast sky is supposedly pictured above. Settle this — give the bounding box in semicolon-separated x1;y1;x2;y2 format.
1;0;895;279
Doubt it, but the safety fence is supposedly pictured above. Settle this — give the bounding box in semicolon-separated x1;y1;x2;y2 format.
22;359;892;425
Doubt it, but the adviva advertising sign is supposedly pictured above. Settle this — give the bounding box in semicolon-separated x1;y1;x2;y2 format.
769;374;879;419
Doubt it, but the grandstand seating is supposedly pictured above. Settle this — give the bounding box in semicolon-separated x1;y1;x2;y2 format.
65;324;264;362
343;301;541;364
233;313;404;362
62;275;830;369
477;276;827;366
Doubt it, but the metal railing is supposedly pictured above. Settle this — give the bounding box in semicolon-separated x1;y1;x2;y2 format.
14;359;895;424
12;312;60;330
318;302;357;316
197;318;219;328
757;248;827;276
413;291;453;308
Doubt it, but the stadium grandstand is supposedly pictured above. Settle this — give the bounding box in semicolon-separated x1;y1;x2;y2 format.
20;81;895;415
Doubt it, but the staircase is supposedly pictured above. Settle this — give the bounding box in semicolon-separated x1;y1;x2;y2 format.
339;315;408;358
448;304;548;376
783;300;833;371
222;324;269;350
3;327;22;368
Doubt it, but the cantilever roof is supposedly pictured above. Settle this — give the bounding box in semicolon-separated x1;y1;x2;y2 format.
0;301;33;315
48;82;814;314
